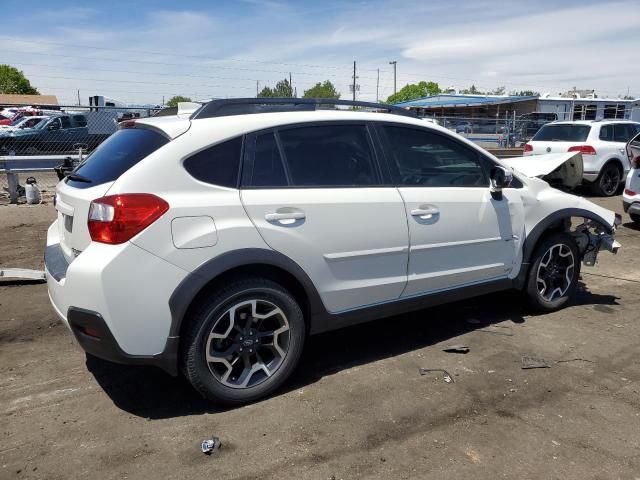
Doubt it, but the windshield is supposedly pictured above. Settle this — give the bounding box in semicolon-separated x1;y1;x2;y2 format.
532;124;591;142
66;128;169;189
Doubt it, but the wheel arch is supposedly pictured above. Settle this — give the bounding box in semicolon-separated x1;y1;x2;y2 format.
600;157;625;176
168;249;326;341
513;208;613;289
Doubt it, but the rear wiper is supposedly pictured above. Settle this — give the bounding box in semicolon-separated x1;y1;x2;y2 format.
65;173;92;183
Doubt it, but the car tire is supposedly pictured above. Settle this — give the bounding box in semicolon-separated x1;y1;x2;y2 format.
181;277;305;405
592;162;621;197
526;233;580;312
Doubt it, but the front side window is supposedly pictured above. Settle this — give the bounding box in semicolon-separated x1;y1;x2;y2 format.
183;137;243;188
382;125;487;187
60;117;71;129
278;124;377;187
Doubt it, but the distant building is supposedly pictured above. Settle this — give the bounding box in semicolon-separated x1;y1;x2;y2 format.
395;93;640;121
0;94;59;107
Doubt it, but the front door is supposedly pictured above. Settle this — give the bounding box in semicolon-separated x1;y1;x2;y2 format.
241;123;409;313
377;124;521;297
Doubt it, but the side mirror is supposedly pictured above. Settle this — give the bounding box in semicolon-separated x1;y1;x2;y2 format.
490;166;513;200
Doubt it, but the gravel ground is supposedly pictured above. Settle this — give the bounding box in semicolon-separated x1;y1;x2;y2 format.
1;194;639;480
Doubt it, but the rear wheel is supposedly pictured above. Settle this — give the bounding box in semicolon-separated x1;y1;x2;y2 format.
592;162;621;197
181;277;305;405
526;233;580;312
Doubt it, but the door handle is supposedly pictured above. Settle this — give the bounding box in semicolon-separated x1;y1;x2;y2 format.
265;210;306;222
411;207;439;218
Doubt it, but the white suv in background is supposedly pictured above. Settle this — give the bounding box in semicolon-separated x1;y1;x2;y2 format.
623;132;640;224
46;99;620;404
524;120;640;196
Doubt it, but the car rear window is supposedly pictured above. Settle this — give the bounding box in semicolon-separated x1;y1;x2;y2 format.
532;124;591;142
66;128;168;189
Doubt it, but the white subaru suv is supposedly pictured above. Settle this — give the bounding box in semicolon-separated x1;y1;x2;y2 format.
524;120;640;196
45;99;621;404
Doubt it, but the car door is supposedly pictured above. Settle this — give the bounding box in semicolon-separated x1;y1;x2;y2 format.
240;123;410;313
376;123;523;297
613;123;639;171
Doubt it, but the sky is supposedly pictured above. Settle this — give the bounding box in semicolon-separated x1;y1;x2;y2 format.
1;0;639;105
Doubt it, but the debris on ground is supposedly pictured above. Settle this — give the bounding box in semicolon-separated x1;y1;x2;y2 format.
443;344;470;354
201;436;222;455
419;368;454;383
478;324;514;336
521;355;550;369
556;358;594;364
0;268;46;281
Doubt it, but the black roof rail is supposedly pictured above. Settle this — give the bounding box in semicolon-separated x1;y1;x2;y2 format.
190;98;416;120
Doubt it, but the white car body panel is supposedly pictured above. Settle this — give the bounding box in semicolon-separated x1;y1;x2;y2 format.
502;152;584;188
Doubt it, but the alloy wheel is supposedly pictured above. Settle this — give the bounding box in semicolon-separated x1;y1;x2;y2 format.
600;167;620;196
536;243;575;302
204;299;290;389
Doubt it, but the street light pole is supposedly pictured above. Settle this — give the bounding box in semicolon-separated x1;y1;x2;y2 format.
389;60;397;94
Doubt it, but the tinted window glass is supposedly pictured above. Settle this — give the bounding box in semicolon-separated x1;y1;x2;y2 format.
599;125;614;141
183;137;242;188
73;115;87;127
532;124;591;141
278;125;377;186
383;126;486;187
251;132;287;187
614;124;636;143
67;128;169;189
60;117;71;129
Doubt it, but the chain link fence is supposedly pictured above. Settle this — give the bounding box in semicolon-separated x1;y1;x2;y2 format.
1;104;161;204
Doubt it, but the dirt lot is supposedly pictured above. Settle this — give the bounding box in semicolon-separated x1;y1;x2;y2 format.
1;194;639;479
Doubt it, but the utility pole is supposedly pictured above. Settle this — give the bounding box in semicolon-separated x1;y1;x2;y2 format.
256;80;259;97
352;61;357;102
389;60;397;94
289;72;292;97
77;89;81;106
376;68;380;103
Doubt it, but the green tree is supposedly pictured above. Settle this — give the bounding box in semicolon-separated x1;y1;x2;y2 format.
166;95;192;107
258;78;294;98
386;81;441;104
302;80;340;99
0;65;39;95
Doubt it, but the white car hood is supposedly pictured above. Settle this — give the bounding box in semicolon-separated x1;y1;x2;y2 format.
502;152;584;189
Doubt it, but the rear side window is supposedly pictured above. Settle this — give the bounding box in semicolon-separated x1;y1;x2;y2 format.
67;128;169;189
183;137;242;188
278;125;377;186
60;117;71;129
599;125;614;141
72;115;87;127
250;132;287;187
532;124;591;142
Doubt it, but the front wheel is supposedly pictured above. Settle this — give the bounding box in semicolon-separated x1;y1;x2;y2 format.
526;233;580;312
181;278;305;405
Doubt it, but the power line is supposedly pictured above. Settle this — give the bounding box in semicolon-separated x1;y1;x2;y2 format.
0;36;383;73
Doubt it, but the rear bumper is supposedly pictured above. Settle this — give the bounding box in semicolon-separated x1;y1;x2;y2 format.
45;220;188;375
623;199;640;216
66;307;179;375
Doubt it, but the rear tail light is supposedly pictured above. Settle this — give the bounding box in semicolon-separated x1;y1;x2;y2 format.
88;194;169;244
631;156;640;169
567;145;596;155
625;188;637;196
523;143;533;153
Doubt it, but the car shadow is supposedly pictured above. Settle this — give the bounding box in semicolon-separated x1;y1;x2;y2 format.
622;221;640;231
86;282;619;419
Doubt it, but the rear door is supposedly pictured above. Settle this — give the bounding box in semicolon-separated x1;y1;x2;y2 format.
376;123;522;297
240;122;409;313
